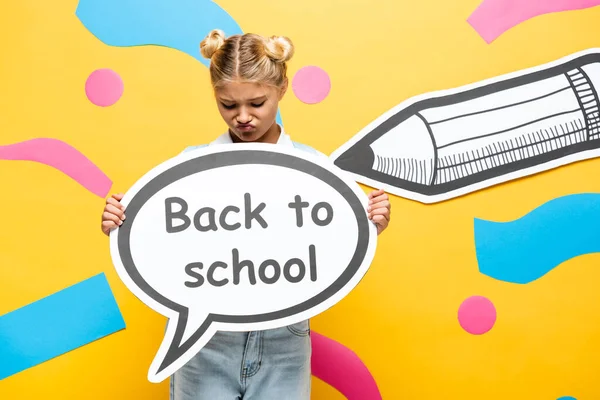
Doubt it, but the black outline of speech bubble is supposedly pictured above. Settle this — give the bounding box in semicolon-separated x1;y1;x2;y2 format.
116;149;371;375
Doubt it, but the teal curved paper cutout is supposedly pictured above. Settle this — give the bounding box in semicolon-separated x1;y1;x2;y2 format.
75;0;243;68
474;193;600;284
75;0;283;124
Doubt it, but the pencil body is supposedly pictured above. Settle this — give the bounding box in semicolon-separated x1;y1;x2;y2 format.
331;49;600;203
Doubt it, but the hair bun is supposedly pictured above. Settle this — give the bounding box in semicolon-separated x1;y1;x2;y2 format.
264;36;295;63
200;29;226;59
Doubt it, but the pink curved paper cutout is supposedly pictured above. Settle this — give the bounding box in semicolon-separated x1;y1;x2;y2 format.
311;331;382;400
468;0;600;43
0;138;112;197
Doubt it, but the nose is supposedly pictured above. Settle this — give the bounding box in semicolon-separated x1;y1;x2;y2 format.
236;107;252;124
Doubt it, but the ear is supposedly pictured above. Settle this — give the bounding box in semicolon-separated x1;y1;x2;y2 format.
278;78;288;100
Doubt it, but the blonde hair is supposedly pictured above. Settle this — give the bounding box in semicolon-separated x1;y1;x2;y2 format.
200;29;294;89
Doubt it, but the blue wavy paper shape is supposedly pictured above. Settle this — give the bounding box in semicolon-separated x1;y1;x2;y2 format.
474;193;600;284
75;0;283;124
75;0;243;68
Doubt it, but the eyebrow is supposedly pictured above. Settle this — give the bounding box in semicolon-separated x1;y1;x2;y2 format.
219;96;267;103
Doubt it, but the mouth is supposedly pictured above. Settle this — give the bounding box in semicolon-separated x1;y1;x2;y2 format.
236;124;255;133
0;137;112;198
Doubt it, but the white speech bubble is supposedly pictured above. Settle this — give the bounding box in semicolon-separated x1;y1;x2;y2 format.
109;143;377;383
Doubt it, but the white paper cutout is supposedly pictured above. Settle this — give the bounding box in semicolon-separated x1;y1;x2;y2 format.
109;143;377;383
330;48;600;203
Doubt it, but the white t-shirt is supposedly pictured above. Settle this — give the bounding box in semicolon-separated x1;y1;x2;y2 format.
202;124;329;161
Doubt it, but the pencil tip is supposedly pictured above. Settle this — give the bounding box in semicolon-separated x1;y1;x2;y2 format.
333;143;374;177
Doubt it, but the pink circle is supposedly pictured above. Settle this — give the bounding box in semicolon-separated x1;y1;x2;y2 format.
292;66;331;104
85;69;124;106
457;296;496;335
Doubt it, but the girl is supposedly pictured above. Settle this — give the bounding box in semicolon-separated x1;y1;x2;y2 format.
101;29;392;400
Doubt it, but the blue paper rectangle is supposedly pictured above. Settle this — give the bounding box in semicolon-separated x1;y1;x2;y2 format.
0;273;126;380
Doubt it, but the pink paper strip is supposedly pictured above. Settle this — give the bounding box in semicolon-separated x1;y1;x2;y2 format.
311;331;382;400
468;0;600;43
0;138;112;198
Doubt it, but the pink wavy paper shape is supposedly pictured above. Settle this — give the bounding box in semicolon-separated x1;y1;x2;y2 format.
311;332;382;400
468;0;600;43
0;138;112;198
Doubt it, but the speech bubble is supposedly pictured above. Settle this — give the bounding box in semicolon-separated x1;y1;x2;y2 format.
109;143;377;383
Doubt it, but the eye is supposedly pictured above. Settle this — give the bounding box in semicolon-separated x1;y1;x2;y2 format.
221;103;236;110
251;101;265;108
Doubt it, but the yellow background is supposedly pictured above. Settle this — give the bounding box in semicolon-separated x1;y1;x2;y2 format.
1;0;600;399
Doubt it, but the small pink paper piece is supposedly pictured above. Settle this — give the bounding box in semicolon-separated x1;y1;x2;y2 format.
292;66;331;104
311;331;382;400
85;68;124;106
0;138;113;198
468;0;600;43
457;295;497;335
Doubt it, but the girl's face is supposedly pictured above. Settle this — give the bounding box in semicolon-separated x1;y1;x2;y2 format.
215;80;287;144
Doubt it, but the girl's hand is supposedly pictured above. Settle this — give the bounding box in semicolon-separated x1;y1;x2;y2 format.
101;193;126;236
367;189;391;235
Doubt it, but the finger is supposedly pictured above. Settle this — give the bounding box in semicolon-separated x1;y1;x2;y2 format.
107;196;126;211
103;211;123;226
372;214;388;225
367;206;392;220
368;188;385;199
112;193;124;201
101;220;118;235
369;194;389;206
368;207;390;221
371;215;389;231
105;204;126;220
102;220;117;230
368;199;390;212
